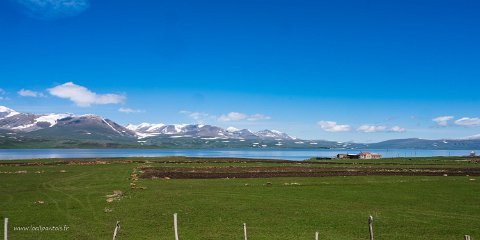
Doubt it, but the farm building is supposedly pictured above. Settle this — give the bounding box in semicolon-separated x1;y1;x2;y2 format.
336;153;360;159
359;152;382;159
336;152;382;159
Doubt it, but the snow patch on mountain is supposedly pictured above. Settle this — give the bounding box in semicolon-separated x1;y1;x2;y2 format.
226;127;239;132
173;124;188;133
35;113;72;126
126;123;188;138
126;122;295;140
0;106;20;119
255;129;295;140
102;118;122;135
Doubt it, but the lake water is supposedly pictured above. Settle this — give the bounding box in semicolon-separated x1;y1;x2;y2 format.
0;149;477;161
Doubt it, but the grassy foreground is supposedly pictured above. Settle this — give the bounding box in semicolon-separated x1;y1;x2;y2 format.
0;157;480;239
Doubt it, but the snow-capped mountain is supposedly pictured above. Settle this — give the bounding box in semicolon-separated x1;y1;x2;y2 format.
126;123;295;140
49;114;136;137
255;129;296;140
126;123;206;137
1;106;480;149
0;106;71;132
125;123;167;137
0;106;135;137
0;106;20;119
1;112;73;132
227;128;259;139
0;106;295;141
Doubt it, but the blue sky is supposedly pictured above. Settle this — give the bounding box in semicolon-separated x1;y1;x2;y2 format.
1;0;480;141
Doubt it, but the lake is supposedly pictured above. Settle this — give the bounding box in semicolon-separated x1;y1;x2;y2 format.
0;148;477;161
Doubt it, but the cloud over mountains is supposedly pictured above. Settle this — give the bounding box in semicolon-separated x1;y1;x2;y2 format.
432;116;454;126
218;112;271;122
432;116;480;127
318;121;406;133
455;117;480;126
18;89;44;97
48;82;125;107
317;121;351;132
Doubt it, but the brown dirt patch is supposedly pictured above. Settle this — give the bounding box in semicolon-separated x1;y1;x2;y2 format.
140;166;480;179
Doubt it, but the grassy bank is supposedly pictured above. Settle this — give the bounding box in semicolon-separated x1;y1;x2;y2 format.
0;157;479;239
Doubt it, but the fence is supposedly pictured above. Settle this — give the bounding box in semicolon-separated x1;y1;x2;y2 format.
2;215;473;239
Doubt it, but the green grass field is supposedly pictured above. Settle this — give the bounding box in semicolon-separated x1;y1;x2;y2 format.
1;157;480;239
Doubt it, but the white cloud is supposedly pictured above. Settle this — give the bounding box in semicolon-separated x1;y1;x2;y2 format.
390;126;406;132
218;112;271;122
118;107;144;113
179;111;213;123
18;89;44;97
218;112;247;122
247;114;271;121
15;0;89;19
357;124;406;133
357;124;387;133
317;121;351;132
189;112;209;120
432;116;454;126
180;111;270;123
464;133;480;140
48;82;125;107
455;117;480;127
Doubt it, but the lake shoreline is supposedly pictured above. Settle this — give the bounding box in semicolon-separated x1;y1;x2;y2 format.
0;148;477;161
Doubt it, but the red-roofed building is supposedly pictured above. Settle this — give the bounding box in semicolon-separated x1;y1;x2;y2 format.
359;152;382;159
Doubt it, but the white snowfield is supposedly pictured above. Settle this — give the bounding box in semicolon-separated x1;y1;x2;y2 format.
35;113;72;126
226;126;239;132
0;106;20;119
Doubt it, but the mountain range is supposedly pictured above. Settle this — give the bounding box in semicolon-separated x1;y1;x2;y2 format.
0;106;479;149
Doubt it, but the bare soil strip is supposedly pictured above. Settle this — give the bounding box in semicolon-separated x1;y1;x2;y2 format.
2;156;478;166
141;166;480;179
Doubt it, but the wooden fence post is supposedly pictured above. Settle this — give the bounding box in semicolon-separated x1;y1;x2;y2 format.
243;223;247;240
315;231;319;240
368;215;374;240
174;213;179;240
4;218;7;240
112;221;120;240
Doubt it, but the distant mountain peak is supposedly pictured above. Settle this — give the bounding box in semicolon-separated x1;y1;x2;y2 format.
1;106;480;149
0;106;20;119
464;134;480;140
0;106;16;112
255;129;295;140
226;126;239;132
0;106;297;141
126;123;166;132
0;107;134;138
35;113;73;126
126;122;295;140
